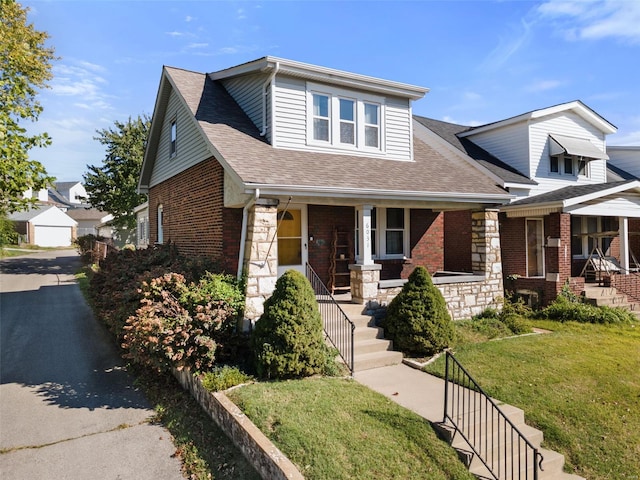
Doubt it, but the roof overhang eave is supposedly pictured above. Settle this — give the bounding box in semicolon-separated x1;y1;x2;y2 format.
242;183;513;204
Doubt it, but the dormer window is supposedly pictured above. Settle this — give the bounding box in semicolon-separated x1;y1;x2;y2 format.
549;154;590;177
307;83;384;153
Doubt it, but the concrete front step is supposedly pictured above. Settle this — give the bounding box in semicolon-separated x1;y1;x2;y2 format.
354;350;404;371
354;337;394;355
469;446;567;480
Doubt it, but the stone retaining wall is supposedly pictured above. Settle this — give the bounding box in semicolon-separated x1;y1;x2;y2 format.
172;368;304;480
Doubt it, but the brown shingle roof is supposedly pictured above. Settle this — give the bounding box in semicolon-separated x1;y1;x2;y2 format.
164;66;510;201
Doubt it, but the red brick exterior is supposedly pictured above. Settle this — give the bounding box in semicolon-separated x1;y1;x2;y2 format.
307;205;355;285
149;157;241;274
444;210;472;272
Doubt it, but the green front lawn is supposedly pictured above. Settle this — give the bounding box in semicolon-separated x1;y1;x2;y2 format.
228;377;474;480
425;320;640;480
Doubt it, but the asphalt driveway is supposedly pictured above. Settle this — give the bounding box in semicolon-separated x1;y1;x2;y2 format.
0;249;184;479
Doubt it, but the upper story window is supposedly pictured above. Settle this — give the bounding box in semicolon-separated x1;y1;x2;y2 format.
170;119;177;157
308;83;384;153
550;154;589;178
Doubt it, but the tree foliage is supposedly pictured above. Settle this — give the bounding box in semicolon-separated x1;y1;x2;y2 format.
0;0;57;216
384;266;455;356
83;115;150;232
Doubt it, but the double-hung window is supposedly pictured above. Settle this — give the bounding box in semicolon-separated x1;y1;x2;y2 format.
550;154;589;178
308;83;384;152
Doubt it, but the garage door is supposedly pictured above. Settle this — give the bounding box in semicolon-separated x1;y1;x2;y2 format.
34;226;73;247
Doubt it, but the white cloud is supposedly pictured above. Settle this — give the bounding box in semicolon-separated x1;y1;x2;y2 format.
480;18;534;72
166;31;184;37
237;8;246;20
537;0;640;44
525;79;564;92
187;42;209;49
185;15;193;22
51;61;113;111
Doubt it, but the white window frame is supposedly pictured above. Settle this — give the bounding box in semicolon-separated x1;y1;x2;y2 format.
571;216;618;258
157;204;164;244
549;154;590;178
307;82;385;153
355;207;408;260
170;118;177;158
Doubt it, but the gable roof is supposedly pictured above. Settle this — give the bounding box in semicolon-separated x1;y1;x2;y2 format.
9;205;77;226
607;163;637;182
140;66;512;206
413;116;536;187
459;100;617;138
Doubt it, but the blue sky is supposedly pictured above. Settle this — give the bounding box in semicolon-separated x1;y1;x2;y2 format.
22;0;640;181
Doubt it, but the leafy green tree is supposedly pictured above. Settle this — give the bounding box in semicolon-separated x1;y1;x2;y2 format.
384;266;455;356
83;115;150;233
0;0;57;217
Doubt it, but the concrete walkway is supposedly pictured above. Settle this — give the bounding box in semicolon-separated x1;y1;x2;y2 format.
354;362;446;424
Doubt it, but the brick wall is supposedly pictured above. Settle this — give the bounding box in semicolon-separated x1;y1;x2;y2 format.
444;210;472;272
149;157;240;273
499;214;526;277
612;274;640;303
307;205;354;285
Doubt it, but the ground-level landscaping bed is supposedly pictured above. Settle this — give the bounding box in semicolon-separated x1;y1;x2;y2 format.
425;320;640;480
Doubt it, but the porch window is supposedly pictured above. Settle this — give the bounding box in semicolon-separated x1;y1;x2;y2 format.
526;218;544;277
385;208;405;255
572;216;619;258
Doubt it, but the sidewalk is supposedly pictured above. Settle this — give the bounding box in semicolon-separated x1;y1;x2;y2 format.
354;362;445;424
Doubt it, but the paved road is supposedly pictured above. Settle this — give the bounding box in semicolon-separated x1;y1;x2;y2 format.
0;249;184;479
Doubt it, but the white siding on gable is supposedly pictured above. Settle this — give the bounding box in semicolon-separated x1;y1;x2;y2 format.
272;76;412;160
608;147;640;178
273;76;307;149
385;96;411;159
220;73;268;131
149;88;211;188
529;112;608;192
467;123;530;176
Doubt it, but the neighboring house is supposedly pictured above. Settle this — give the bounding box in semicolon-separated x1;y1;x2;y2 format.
52;181;88;206
9;205;77;247
139;57;514;321
134;202;149;249
607;146;640;181
420;101;640;305
66;207;112;237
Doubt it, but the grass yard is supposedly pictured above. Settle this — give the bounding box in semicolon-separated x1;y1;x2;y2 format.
227;377;474;480
425;320;640;480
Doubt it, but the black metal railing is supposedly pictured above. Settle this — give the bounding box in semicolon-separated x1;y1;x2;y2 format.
443;351;543;480
306;263;355;375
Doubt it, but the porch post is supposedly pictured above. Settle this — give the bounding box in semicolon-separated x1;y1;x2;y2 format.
620;216;630;274
350;204;380;304
358;204;374;266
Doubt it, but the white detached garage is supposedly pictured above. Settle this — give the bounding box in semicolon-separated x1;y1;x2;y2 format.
9;205;77;247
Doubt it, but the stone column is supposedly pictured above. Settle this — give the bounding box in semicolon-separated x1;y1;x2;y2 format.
349;264;382;304
243;199;279;323
471;209;503;291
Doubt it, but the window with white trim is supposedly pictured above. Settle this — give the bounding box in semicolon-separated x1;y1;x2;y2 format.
571;216;618;258
526;218;544;277
549;154;589;177
355;207;408;259
170;119;177;157
157;204;164;244
308;83;384;152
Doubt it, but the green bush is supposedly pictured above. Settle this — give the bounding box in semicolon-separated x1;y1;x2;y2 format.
384;266;455;356
122;272;236;372
538;295;633;324
201;365;253;392
251;269;330;379
0;216;18;247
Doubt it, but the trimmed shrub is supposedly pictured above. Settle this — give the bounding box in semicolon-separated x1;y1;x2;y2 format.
384;266;455;356
201;365;253;392
251;269;329;379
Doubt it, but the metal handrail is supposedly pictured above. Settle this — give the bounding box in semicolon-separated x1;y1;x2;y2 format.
443;351;543;480
306;263;355;375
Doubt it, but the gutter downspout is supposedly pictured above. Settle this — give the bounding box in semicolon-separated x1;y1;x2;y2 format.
237;189;260;280
260;62;279;137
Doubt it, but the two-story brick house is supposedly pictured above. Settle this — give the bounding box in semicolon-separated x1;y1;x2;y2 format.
138;57;514;321
419;101;640;306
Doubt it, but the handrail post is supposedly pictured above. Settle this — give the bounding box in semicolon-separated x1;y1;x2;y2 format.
443;351;449;423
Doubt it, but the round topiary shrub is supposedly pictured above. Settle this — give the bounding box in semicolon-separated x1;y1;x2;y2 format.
251;269;329;379
384;266;455;356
